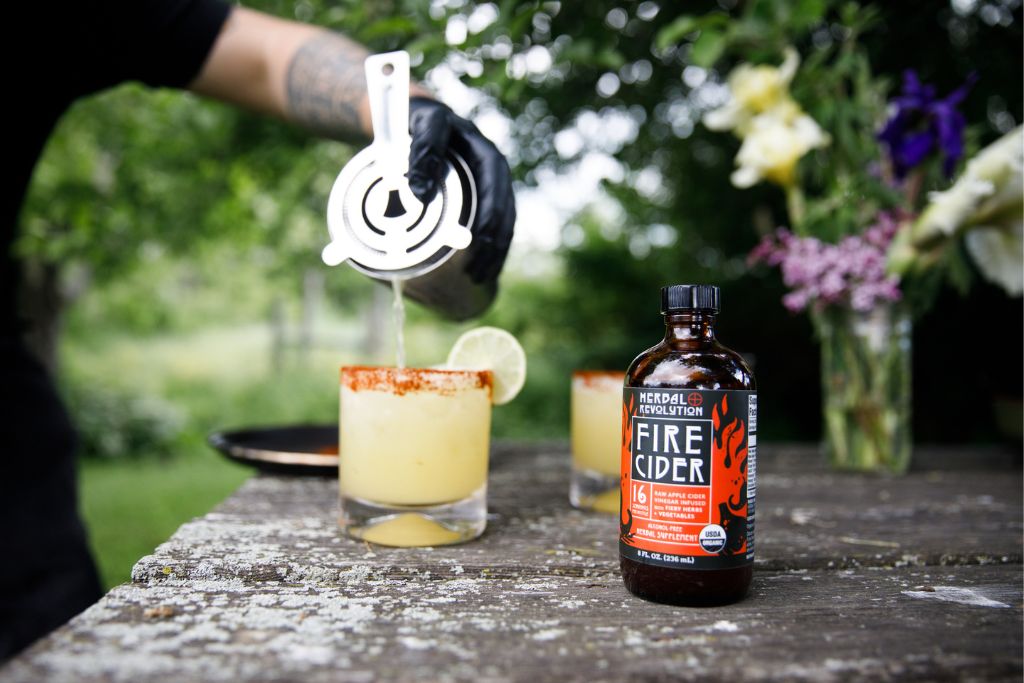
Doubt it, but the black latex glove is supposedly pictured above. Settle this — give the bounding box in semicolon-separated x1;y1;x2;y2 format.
407;97;515;284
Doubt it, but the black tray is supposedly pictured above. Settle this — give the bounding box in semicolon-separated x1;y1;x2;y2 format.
208;424;338;476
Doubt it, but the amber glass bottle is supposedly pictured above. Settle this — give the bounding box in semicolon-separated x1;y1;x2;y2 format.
619;284;757;606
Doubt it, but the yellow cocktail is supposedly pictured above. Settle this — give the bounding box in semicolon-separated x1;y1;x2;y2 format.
570;370;625;512
339;366;493;546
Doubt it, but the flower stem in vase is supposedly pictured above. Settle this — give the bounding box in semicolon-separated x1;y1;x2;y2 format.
819;304;912;473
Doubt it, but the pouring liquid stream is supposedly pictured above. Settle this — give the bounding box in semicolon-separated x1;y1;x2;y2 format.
392;278;406;369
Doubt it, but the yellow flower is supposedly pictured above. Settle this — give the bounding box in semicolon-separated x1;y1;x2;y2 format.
703;48;800;135
701;48;828;190
730;110;830;188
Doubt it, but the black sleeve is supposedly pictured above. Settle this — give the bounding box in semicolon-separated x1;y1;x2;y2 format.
128;0;232;89
70;0;232;94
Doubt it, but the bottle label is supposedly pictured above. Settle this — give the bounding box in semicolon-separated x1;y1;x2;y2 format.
619;387;756;570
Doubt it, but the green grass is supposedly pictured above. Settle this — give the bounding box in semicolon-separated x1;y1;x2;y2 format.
66;321;345;590
79;442;250;589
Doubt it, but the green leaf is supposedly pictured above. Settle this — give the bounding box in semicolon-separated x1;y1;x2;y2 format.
654;15;700;51
360;16;419;42
507;4;540;40
596;48;626;70
945;242;975;296
792;0;828;29
562;38;596;65
690;29;728;67
404;34;447;68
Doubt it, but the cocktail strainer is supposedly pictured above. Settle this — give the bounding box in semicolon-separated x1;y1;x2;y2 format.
322;51;477;280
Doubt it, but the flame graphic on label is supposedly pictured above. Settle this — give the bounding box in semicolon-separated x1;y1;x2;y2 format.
712;395;748;555
620;392;636;544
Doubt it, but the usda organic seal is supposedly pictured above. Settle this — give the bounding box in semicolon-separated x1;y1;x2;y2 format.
699;524;727;553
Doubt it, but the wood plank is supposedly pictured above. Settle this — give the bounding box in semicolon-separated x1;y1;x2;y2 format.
4;565;1020;683
129;444;1022;585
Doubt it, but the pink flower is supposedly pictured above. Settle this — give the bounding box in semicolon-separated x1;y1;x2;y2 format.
748;212;907;312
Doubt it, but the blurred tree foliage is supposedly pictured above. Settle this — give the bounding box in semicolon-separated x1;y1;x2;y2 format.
20;0;1022;441
67;383;184;460
21;86;371;334
467;0;1022;440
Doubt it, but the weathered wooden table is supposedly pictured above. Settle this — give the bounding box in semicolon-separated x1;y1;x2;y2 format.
2;443;1021;682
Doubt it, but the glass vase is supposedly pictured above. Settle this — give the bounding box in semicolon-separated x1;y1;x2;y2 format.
818;303;912;473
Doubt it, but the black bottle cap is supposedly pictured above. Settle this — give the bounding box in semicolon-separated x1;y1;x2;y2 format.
661;284;720;313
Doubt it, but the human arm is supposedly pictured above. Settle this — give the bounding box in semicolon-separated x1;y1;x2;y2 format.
189;5;514;283
189;7;435;141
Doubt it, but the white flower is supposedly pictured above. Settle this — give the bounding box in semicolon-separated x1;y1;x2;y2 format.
703;48;800;135
908;127;1023;294
917;127;1023;236
730;110;830;188
964;220;1024;295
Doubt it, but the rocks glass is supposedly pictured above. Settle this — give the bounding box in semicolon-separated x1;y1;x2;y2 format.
570;370;626;512
339;366;493;546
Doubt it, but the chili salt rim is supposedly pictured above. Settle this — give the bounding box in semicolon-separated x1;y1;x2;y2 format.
341;366;493;397
572;370;627;389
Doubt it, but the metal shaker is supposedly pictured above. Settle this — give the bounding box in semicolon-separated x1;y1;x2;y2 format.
322;51;495;320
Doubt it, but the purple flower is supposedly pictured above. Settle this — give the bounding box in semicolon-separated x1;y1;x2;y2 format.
877;70;977;179
748;212;908;313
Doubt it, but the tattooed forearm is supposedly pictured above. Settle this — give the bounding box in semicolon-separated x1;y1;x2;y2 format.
286;32;370;141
